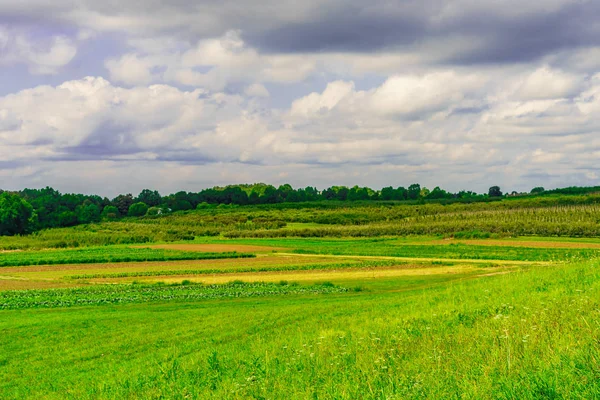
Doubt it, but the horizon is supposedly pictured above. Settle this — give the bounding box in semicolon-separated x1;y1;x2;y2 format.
1;181;588;199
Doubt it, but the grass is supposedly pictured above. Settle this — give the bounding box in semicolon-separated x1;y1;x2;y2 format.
0;257;598;398
195;237;600;262
2;216;600;398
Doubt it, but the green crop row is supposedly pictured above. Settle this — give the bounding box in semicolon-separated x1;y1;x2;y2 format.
0;247;255;267
0;281;348;310
5;196;600;250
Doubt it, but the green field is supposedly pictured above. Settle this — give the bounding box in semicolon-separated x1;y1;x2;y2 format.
1;200;600;398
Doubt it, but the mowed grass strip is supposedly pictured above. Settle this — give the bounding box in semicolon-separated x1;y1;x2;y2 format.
0;246;255;267
196;237;600;262
423;238;600;248
65;260;418;280
0;281;348;310
92;264;506;290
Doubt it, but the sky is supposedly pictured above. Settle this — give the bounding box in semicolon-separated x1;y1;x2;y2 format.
1;0;600;197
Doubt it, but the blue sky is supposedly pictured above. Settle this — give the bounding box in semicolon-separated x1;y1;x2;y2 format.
1;0;600;196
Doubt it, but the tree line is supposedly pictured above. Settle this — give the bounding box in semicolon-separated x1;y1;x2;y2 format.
1;183;598;235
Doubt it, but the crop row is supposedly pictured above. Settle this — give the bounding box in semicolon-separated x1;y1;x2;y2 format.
283;241;600;262
5;197;600;250
0;282;348;310
0;247;255;267
66;260;403;280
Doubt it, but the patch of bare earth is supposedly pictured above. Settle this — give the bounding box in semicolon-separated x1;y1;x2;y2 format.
133;244;285;252
0;255;340;273
0;279;78;291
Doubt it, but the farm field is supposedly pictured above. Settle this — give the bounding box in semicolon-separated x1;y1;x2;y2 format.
2;201;600;398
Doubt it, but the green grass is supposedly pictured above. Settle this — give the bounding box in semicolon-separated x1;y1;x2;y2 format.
0;247;254;267
1;258;599;398
201;237;600;262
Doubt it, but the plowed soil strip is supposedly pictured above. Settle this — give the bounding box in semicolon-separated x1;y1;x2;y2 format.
2;255;333;274
133;244;285;252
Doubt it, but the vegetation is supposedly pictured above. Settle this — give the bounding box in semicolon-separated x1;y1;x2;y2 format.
0;281;347;310
2;187;600;398
1;252;598;398
0;247;254;267
4;182;600;235
0;192;37;235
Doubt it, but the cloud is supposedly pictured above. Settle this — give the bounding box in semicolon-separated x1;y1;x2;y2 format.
515;66;584;100
3;0;600;69
0;28;77;74
105;54;158;86
244;83;269;98
0;71;599;193
290;71;486;120
103;31;318;90
3;1;600;194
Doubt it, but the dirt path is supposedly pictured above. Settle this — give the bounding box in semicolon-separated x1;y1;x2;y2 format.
132;244;284;252
274;252;546;265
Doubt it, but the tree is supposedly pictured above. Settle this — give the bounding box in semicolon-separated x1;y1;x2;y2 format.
101;205;120;219
0;193;37;235
530;187;545;195
408;184;421;200
488;186;503;197
112;194;134;216
76;203;101;224
136;189;162;207
128;202;149;217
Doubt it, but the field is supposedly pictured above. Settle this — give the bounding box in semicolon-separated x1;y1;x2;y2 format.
1;199;600;398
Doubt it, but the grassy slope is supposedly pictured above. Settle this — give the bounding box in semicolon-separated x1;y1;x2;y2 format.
1;259;599;399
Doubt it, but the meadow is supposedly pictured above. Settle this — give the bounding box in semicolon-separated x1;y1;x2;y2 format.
1;197;600;398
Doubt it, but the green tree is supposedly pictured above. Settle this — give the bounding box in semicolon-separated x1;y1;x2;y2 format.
408;184;421;200
112;194;134;216
488;186;503;197
530;187;545;194
128;202;149;217
101;205;120;220
76;203;101;224
135;189;162;207
0;192;37;235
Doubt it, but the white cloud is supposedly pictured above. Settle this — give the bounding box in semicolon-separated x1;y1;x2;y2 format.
244;83;270;97
516;66;583;100
0;29;77;74
105;54;157;86
1;64;600;193
104;30;317;90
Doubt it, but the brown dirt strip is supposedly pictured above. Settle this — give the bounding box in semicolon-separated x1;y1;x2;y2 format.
274;252;546;265
88;263;515;285
109;265;493;285
132;244;285;252
0;255;345;274
423;239;600;248
0;279;77;291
